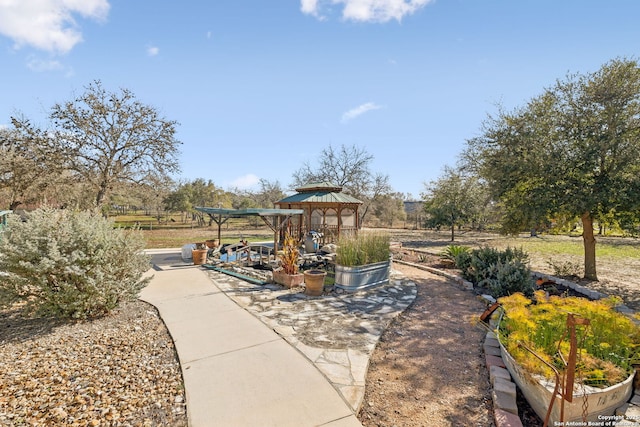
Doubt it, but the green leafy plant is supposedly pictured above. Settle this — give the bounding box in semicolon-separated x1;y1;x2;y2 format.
454;249;472;272
0;207;151;319
440;244;470;266
336;233;390;267
498;292;640;387
546;259;582;278
460;246;529;282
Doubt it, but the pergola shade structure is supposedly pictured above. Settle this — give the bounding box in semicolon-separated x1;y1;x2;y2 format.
194;207;304;251
274;182;363;244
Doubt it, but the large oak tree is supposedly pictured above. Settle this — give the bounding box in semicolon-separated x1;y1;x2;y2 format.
465;58;640;280
50;80;181;207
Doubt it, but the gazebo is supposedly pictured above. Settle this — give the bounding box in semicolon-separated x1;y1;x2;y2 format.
274;182;363;244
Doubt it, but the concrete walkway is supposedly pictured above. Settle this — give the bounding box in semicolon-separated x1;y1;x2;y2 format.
139;249;362;427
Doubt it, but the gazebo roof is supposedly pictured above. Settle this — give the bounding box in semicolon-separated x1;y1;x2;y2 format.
277;182;363;205
294;181;344;193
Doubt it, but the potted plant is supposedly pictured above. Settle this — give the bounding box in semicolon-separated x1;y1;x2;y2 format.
304;269;327;296
272;231;304;288
192;242;208;265
495;291;639;425
334;232;391;291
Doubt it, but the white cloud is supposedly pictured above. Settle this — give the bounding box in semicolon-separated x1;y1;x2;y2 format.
229;174;260;190
301;0;433;23
341;102;382;123
26;56;64;72
0;0;110;54
147;45;160;57
300;0;321;17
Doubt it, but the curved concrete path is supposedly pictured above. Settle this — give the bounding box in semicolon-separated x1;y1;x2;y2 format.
140;249;362;427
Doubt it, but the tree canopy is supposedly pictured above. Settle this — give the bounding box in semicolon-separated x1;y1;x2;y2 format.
49;80;182;207
422;167;487;241
291;143;394;224
0;119;68;210
464;58;640;280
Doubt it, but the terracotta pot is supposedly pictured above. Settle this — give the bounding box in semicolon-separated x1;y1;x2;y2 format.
192;249;208;265
304;269;327;296
272;269;304;288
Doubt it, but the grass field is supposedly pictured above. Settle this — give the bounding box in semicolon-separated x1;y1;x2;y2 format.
379;227;640;310
140;225;273;248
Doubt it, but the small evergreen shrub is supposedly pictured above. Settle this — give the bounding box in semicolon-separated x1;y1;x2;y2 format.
454;250;472;272
0;208;151;319
480;259;534;298
460;246;533;297
546;259;582;278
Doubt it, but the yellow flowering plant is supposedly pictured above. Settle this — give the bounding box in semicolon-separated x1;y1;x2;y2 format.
497;291;640;387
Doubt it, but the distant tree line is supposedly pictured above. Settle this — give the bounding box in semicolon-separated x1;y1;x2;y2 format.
0;81;409;227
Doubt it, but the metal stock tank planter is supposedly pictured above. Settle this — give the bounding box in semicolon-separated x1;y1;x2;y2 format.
334;258;391;291
334;232;391;292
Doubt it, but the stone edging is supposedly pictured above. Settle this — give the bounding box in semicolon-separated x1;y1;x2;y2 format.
394;258;636;315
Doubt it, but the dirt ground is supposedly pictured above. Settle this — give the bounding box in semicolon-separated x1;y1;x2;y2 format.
358;262;496;427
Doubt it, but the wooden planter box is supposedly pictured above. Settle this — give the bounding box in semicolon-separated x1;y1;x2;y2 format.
334;259;391;292
272;269;304;288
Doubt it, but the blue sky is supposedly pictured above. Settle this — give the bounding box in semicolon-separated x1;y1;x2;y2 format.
1;1;639;199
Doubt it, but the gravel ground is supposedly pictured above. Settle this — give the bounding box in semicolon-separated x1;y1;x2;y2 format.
0;300;187;427
358;263;496;427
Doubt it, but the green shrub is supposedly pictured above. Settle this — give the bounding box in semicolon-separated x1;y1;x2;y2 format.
546;259;582;278
461;246;528;283
480;259;534;298
460;246;533;297
336;232;390;267
440;244;470;266
0;208;151;319
454;250;472;272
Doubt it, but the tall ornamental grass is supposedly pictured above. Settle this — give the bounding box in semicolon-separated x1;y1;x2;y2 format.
336;233;390;267
0;207;151;319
